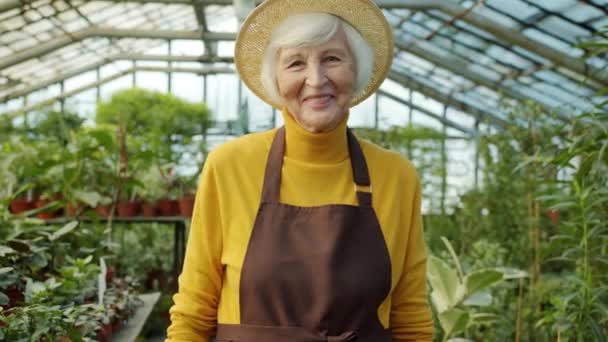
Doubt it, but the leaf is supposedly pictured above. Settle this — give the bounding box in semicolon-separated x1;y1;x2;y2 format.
0;245;15;257
463;291;493;306
464;269;503;295
73;190;102;208
7;239;31;253
50;221;79;241
438;308;470;338
0;292;8;306
589;317;607;342
427;255;463;312
549;201;578;210
27;253;48;269
470;312;498;324
0;267;13;275
496;267;528;280
441;237;464;280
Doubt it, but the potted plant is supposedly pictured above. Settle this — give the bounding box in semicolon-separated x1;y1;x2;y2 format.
137;166;165;217
1;137;40;214
177;174;198;218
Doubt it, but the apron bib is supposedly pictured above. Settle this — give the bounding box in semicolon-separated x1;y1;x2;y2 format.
216;127;392;341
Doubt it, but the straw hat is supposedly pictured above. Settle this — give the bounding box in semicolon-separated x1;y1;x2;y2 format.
234;0;394;108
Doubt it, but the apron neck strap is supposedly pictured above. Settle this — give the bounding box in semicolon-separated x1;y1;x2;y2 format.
261;126;373;207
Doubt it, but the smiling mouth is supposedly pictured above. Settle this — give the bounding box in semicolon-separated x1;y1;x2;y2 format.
303;94;334;103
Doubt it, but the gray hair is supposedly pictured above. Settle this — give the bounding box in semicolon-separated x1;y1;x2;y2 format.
260;13;374;106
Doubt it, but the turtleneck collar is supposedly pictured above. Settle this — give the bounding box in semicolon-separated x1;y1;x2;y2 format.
282;108;349;163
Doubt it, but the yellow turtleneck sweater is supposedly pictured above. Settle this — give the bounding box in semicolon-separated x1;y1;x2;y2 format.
167;111;433;341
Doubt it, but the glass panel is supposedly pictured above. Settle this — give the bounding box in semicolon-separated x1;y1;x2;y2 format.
536;16;591;43
485;0;541;21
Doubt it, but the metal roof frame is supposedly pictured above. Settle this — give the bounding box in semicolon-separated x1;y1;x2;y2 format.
1;0;606;131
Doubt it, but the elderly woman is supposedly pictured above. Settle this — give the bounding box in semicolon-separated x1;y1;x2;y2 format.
167;0;433;341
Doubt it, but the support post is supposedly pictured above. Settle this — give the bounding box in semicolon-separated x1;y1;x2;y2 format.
168;40;172;93
440;105;447;215
474;118;480;189
132;60;136;87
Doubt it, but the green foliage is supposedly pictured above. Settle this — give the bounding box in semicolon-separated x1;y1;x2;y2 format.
0;303;102;342
428;237;526;341
96;88;211;168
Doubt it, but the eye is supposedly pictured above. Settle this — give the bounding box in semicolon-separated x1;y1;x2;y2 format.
324;55;341;62
287;60;304;68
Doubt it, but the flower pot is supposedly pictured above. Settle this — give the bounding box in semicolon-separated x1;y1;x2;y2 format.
158;199;179;216
9;198;35;214
65;203;83;217
95;204;113;218
97;323;113;342
178;195;195;218
34;199;61;219
116;201;140;217
5;286;24;308
141;202;158;217
545;209;560;225
106;265;115;283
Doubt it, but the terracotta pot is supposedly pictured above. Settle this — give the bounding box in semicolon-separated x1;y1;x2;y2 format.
105;265;114;283
95;204;113;218
145;269;167;290
141;202;158;217
158;199;179;216
5;286;24;308
546;209;561;225
178;195;195;218
65;204;82;217
9;198;35;214
111;318;121;332
97;323;113;342
116;201;140;217
34;199;61;219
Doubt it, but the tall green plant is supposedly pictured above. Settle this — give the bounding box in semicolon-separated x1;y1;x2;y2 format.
428;237;526;341
531;111;608;341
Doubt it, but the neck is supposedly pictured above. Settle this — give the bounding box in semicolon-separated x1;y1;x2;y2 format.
282;108;349;163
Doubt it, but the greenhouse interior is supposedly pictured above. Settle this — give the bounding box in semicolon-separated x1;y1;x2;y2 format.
1;0;607;341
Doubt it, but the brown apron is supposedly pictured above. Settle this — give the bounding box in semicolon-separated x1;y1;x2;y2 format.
216;127;393;342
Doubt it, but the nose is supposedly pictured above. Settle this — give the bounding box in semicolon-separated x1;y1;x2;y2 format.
305;62;328;88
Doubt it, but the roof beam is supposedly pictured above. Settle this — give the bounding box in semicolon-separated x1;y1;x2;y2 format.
377;0;608;87
393;38;566;119
1;54;233;103
1;66;234;118
0;27;236;71
377;89;476;136
387;70;512;129
0;0;20;13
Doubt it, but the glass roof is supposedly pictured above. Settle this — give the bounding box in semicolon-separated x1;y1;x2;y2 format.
0;0;607;132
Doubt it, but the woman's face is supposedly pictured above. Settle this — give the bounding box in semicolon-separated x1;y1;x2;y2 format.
276;29;356;133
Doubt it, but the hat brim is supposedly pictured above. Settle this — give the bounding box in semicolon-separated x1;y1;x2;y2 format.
234;0;393;108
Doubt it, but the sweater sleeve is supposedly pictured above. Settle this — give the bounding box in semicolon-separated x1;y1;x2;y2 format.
166;153;223;341
389;173;434;341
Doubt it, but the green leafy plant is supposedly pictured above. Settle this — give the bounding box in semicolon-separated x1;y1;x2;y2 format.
428;237;527;341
